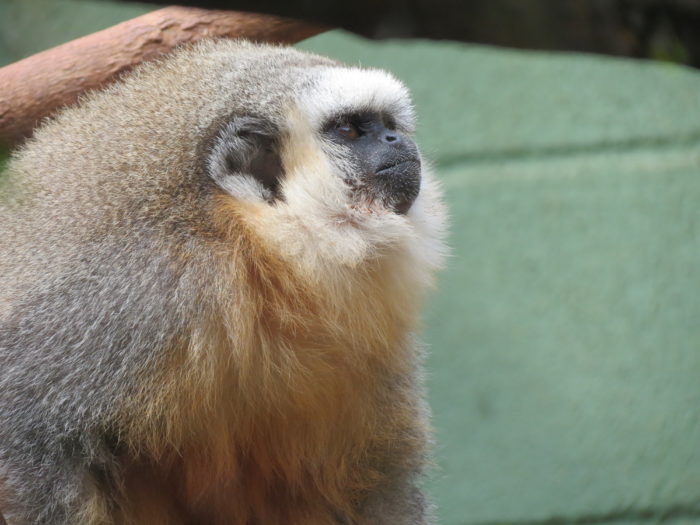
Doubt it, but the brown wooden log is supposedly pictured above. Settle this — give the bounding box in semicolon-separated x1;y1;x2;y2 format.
0;7;325;149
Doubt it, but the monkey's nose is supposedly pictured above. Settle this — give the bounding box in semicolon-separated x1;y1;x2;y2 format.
382;131;399;143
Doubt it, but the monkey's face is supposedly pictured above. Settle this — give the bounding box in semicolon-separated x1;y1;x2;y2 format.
208;66;420;211
206;54;443;272
323;110;421;215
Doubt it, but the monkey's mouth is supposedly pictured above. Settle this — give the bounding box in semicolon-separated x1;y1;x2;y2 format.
376;159;420;176
371;158;421;215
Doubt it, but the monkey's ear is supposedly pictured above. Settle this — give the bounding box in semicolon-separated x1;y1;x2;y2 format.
206;116;283;202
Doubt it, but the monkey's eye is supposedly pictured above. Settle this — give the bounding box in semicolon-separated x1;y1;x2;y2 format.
326;113;380;141
334;120;360;140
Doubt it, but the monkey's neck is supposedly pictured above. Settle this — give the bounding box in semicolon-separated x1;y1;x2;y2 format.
123;266;420;523
114;225;428;524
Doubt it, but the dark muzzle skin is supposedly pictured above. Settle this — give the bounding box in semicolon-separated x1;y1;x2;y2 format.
324;113;422;214
355;125;422;214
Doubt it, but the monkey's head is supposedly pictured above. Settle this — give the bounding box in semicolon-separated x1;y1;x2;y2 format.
199;41;445;277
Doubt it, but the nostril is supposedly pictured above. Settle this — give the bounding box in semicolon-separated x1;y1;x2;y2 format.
384;132;399;143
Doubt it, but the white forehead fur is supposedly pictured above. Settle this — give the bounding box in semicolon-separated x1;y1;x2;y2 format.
299;66;416;133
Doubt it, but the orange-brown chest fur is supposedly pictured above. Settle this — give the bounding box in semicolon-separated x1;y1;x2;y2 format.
115;200;425;524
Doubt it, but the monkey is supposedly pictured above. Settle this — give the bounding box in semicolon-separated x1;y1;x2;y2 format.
0;39;446;525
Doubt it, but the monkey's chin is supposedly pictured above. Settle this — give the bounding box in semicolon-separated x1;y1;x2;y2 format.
390;188;420;215
372;162;422;215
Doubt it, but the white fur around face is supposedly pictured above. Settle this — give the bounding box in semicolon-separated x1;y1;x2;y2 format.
216;175;271;204
217;66;445;284
299;67;417;134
